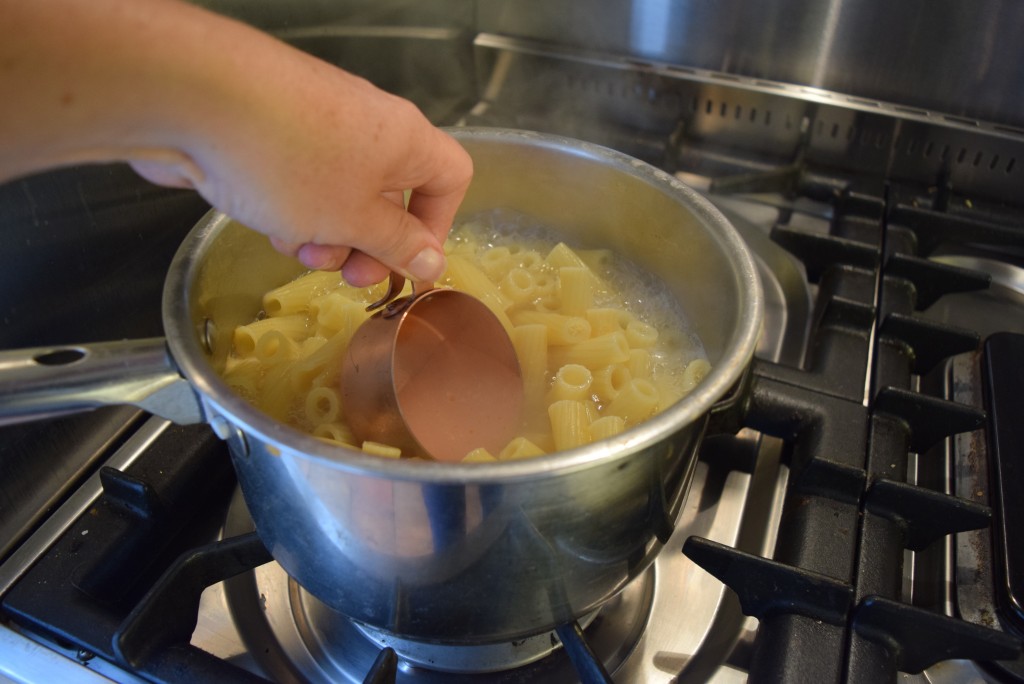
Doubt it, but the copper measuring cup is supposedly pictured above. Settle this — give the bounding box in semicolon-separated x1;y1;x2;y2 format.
340;274;524;462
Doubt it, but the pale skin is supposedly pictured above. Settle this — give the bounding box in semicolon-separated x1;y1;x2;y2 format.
0;0;473;286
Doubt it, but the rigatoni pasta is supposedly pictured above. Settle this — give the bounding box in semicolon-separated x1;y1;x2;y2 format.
548;400;592;451
233;314;309;356
605;378;660;424
361;441;403;459
511;323;548;410
313;421;356;447
262;269;343;316
498;437;546;461
548;331;632;370
557;267;595;316
589;415;626;441
548;364;593;403
500;268;538;305
510;311;592;346
219;214;711;462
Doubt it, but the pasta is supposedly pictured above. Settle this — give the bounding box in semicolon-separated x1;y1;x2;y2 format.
253;330;299;364
605;378;660;424
313;421;356;446
511;323;548;411
219;213;711;462
443;254;514;333
548;331;631;370
548;364;593;403
304;386;342;425
510;311;592;345
263;270;344;316
548;400;591;451
589;415;626;441
558;267;595;316
680;358;712;392
479;246;514;280
463;448;498;463
625;320;659;348
591;364;632;402
361;441;402;459
586;308;631;336
233;314;309;356
500;268;538;305
310;291;371;338
627;349;653;379
498;437;546;461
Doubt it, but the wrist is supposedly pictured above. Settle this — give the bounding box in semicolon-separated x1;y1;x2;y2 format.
0;0;268;182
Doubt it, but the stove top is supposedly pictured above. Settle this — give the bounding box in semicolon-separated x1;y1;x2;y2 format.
3;16;1024;684
2;176;1022;682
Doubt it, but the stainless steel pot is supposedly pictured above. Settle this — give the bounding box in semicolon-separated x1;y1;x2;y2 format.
0;128;763;643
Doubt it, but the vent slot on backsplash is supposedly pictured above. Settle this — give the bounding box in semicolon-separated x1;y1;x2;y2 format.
470;34;1024;205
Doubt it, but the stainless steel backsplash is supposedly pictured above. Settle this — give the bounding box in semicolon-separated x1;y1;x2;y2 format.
186;0;1024;203
478;0;1024;130
194;1;1023;130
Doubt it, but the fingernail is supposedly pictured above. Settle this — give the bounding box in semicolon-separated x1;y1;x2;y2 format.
405;247;446;282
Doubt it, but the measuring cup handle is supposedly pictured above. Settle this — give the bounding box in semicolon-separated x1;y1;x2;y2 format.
366;273;439;319
365;273;408;312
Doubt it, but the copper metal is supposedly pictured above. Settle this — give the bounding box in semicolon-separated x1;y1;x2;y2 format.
340;273;524;462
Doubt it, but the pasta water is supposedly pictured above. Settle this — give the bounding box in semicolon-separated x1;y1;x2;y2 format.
220;210;711;462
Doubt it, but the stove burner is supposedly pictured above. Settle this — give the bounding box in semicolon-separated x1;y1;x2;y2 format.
221;489;653;682
225;561;651;681
351;614;602;673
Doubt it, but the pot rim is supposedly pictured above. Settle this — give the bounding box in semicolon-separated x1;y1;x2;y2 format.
163;127;764;484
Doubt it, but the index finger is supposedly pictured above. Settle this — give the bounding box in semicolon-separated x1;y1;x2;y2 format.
405;130;473;244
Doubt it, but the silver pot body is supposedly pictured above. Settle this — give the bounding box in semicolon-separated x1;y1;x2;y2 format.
166;129;763;643
0;129;761;644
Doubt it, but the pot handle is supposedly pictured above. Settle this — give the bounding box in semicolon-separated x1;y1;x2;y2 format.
0;338;205;426
705;360;755;437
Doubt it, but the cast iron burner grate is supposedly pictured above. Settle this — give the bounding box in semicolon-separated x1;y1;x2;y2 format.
680;176;1024;683
0;424;270;683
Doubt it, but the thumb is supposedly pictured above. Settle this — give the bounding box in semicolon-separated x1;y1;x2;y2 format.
353;197;448;283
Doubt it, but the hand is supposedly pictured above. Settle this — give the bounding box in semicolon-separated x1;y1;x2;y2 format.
127;15;472;287
1;0;472;287
130;61;472;286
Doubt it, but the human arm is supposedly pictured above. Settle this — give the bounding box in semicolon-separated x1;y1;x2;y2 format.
0;0;471;285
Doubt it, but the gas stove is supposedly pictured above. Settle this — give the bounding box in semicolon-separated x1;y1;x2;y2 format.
2;4;1024;682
